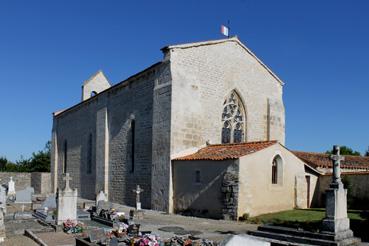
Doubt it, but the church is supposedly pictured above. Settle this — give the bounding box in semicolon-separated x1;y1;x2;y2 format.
51;37;369;219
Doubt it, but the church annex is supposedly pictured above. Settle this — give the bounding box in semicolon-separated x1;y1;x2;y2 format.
51;37;293;214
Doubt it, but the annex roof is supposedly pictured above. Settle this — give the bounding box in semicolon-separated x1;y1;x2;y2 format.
161;36;284;86
174;141;278;161
292;151;369;170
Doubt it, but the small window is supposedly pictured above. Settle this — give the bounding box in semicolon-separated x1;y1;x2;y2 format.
195;170;201;183
272;155;283;185
91;91;97;97
63;140;68;173
272;158;278;184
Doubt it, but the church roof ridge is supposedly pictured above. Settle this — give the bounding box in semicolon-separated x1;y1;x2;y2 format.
292;150;369;170
162;37;284;86
174;140;278;161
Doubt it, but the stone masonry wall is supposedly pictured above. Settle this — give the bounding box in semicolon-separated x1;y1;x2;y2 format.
31;172;51;194
0;172;31;191
0;172;51;194
53;62;169;209
169;38;285;160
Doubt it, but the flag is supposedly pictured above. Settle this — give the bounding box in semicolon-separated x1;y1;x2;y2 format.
221;25;229;37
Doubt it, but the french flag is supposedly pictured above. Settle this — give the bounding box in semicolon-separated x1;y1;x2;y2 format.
221;25;229;37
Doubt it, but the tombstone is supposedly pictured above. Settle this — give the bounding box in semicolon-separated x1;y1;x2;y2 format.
96;190;107;206
40;194;56;210
7;177;15;196
220;234;270;246
321;145;359;243
88;228;107;244
0;208;5;242
132;185;143;210
0;186;7;214
15;187;34;204
56;173;78;225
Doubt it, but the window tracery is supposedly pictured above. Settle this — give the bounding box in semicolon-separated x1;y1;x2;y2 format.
221;91;245;143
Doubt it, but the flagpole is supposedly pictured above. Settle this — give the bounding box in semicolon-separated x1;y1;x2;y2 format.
227;20;230;38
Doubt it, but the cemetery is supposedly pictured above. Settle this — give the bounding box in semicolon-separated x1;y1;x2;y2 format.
0;146;366;246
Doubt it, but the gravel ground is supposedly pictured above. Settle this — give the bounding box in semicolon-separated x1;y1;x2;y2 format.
2;235;38;246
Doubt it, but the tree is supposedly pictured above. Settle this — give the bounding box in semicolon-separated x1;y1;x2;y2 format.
365;147;369;157
326;146;361;156
28;141;51;172
0;157;7;170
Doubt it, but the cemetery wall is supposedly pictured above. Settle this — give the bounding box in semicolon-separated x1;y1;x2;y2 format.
0;172;51;194
238;144;307;217
314;172;369;209
172;159;237;219
31;172;51;194
0;172;31;191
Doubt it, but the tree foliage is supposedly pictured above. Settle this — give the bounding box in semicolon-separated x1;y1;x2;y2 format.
0;141;50;172
326;146;361;156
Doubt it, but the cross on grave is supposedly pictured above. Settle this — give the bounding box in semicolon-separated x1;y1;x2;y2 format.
330;145;345;188
63;173;73;191
132;185;143;210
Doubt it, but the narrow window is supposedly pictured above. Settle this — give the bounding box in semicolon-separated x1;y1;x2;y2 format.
130;119;135;173
87;133;92;174
272;158;278;184
272;155;283;185
63;140;68;173
195;170;201;183
91;91;97;97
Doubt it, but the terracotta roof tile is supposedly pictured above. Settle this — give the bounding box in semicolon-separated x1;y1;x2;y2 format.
292;151;369;170
174;141;277;161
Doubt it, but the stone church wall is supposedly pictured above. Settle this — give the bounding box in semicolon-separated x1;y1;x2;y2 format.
238;144;306;217
53;62;170;209
172;159;238;219
169;39;285;157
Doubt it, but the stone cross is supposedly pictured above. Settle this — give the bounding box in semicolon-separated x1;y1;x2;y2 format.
63;173;72;191
132;185;143;210
330;145;344;188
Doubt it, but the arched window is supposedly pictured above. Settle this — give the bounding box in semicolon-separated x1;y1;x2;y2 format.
221;91;246;143
90;91;97;97
63;140;68;173
272;155;283;185
87;133;92;174
130;119;135;173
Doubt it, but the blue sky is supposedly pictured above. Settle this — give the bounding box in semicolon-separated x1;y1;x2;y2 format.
0;0;368;161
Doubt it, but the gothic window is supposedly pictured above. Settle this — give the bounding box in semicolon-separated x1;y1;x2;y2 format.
272;155;283;185
221;91;246;144
87;133;92;174
63;140;68;173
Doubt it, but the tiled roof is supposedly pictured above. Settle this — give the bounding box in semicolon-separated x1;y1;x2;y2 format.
292;151;369;170
174;141;277;161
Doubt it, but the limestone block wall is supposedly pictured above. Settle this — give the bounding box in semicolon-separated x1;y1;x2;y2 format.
54;96;99;200
0;172;31;191
238;144;306;217
168;38;285;159
52;62;169;209
31;172;51;194
172;159;237;219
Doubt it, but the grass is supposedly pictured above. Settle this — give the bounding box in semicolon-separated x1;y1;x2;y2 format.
247;208;369;241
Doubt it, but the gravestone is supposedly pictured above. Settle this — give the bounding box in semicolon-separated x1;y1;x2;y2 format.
0;186;6;214
0;208;5;242
7;177;15;196
88;228;107;244
322;145;358;243
41;194;56;210
96;190;108;206
15;187;34;204
56;173;78;225
132;185;143;210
